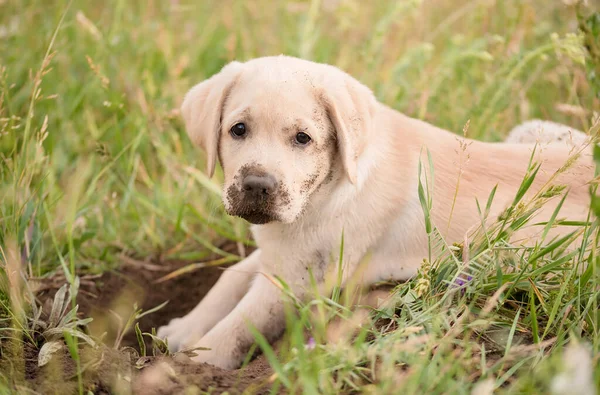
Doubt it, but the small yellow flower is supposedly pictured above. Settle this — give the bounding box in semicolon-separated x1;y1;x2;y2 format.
418;258;431;276
414;278;430;297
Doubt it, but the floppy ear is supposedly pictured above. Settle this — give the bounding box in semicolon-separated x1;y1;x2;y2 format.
180;61;243;177
322;73;377;184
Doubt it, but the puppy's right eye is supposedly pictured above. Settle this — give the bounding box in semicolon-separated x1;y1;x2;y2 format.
230;123;246;138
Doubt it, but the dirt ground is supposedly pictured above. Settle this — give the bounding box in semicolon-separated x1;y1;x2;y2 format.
25;242;275;394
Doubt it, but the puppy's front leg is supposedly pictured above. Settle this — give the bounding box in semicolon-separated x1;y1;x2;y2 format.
157;250;261;351
189;274;285;369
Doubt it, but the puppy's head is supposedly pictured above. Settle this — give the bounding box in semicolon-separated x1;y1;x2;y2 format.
181;56;376;224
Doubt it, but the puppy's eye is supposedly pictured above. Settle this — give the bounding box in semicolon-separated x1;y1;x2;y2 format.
230;123;246;138
295;132;311;145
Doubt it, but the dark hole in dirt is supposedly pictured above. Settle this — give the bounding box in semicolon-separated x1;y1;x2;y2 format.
19;241;275;394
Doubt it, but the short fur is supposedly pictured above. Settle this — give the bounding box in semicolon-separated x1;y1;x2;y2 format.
158;56;594;369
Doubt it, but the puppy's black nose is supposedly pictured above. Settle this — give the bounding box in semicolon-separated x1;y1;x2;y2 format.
242;174;277;196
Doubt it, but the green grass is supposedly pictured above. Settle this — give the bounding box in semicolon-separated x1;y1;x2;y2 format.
1;0;600;393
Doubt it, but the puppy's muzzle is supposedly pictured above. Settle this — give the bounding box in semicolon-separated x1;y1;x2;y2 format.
227;171;280;224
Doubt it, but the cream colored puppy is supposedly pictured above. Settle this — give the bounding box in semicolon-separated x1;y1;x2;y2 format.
157;55;593;369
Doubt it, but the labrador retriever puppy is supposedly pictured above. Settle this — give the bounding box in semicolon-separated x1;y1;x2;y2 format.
157;55;594;369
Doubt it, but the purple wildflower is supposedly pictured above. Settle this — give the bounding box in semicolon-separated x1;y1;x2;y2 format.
454;275;473;295
305;337;316;350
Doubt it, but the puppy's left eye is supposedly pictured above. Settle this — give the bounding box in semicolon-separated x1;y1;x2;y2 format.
230;122;247;138
295;132;311;145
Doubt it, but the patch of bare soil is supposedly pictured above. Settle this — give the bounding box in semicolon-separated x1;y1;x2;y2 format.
14;242;274;394
132;353;273;395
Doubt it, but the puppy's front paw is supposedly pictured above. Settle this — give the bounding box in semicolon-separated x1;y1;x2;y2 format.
189;332;244;370
157;317;203;352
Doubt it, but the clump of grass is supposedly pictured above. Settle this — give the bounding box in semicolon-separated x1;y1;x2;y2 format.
0;270;95;391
